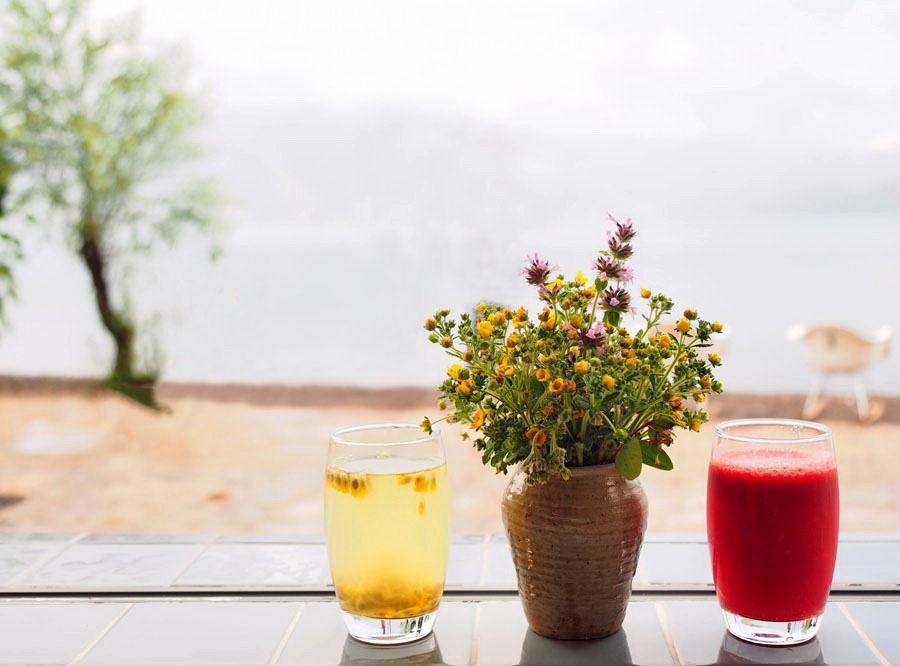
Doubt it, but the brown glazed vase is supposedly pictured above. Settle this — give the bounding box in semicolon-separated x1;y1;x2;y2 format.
501;463;648;640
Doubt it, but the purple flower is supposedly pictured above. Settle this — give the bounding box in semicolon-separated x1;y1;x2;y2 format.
602;286;631;312
619;266;634;283
537;284;553;302
593;255;622;279
581;321;607;352
607;236;633;260
522;253;555;286
608;213;636;242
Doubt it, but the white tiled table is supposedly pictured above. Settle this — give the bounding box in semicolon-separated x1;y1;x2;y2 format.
0;533;897;665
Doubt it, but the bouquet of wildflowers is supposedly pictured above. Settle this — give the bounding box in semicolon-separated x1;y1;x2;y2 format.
421;215;724;483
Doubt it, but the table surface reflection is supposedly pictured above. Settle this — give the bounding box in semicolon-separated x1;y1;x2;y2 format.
0;533;896;665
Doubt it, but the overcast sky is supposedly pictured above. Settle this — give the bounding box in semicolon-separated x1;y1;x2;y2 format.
89;1;900;142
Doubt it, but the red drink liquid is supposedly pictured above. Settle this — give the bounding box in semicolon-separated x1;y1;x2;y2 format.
707;448;839;622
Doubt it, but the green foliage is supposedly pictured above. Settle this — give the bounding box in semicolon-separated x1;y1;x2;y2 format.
0;0;217;404
0;127;20;325
423;216;725;484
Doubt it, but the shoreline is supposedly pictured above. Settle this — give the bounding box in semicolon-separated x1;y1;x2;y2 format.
1;374;898;422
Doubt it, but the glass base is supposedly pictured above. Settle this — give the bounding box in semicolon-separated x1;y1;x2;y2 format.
723;610;822;646
341;609;437;645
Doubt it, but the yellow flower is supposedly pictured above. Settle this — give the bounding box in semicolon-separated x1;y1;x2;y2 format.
708;352;722;366
669;396;683;409
489;311;506;326
462;350;474;362
566;328;578;340
506;333;520;347
456;379;474;395
582;285;597;298
602;375;616;390
672;410;684;424
439;336;453;348
541;310;557;330
549;378;565;394
693;392;706;403
471;409;486;430
474;302;487;313
447;364;463;380
424;318;437;331
512;306;528;328
526;426;548;447
497;364;515;378
711;321;724;333
640;288;652;299
547;277;565;291
676;319;691;333
657;334;672;348
534;369;551;382
575;271;588;286
477;320;494;337
564;379;576;392
683;308;698;320
625;357;638;369
569;314;584;328
691;419;702;432
574;360;590;374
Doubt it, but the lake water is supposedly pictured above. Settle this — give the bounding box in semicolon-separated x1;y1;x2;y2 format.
0;105;897;393
1;213;897;395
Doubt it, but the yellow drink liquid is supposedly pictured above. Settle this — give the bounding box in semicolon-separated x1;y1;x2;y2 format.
325;457;449;619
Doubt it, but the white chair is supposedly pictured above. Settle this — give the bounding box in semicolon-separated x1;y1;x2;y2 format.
787;324;892;422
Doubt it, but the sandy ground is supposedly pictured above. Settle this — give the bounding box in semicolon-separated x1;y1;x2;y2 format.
0;390;898;534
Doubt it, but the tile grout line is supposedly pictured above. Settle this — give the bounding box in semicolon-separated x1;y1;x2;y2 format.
265;603;306;666
654;601;682;666
68;601;134;666
8;533;87;585
468;601;481;666
169;534;219;586
836;601;891;666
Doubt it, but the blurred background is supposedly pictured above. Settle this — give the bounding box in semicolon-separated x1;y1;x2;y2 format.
0;0;897;535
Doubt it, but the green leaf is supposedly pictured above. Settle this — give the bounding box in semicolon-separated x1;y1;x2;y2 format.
573;395;590;409
641;442;674;471
615;437;642;479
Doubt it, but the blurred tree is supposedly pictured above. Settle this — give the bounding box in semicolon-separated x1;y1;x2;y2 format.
0;0;216;407
0;127;21;324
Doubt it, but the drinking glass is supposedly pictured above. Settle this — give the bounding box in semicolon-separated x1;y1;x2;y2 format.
707;419;839;645
325;423;450;644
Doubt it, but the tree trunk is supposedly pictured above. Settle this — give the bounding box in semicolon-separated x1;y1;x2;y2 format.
77;222;158;408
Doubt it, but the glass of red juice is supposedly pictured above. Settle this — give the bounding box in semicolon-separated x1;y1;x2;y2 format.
707;419;839;646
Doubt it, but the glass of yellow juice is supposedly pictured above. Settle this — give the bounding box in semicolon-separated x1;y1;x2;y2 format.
325;423;449;644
